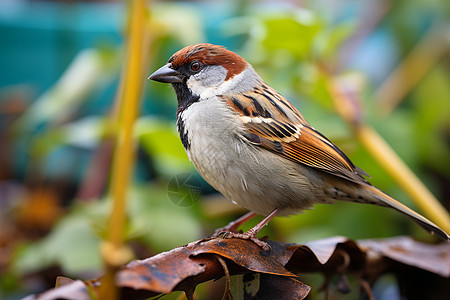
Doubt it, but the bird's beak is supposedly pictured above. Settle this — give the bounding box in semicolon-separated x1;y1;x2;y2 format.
148;64;183;83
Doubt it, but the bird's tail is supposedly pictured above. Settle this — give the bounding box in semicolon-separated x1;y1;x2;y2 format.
362;185;449;241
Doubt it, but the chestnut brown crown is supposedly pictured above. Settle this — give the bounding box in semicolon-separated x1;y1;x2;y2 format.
169;43;248;81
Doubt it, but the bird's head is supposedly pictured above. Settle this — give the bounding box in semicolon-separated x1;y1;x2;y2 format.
149;43;262;106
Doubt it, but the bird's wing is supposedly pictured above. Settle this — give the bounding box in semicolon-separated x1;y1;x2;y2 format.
222;84;370;185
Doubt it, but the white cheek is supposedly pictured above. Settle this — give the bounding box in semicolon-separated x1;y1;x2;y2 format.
187;78;222;99
186;77;208;98
187;70;246;99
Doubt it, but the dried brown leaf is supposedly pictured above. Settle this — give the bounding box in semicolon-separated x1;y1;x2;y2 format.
118;238;297;295
25;236;449;300
118;240;208;294
22;280;91;300
256;274;310;299
189;238;296;276
358;236;450;277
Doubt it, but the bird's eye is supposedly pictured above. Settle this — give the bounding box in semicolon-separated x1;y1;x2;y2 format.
190;61;202;72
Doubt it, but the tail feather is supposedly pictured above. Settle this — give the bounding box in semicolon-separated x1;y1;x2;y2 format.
364;185;449;241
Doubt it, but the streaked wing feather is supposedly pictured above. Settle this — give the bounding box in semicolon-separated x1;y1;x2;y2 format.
223;85;369;185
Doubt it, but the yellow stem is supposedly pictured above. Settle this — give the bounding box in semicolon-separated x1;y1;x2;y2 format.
355;125;450;232
327;76;450;233
100;0;150;299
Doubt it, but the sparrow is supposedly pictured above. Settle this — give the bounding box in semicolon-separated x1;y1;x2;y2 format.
149;43;449;249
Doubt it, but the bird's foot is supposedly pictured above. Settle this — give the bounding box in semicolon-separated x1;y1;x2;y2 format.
211;212;257;238
212;209;279;251
219;229;270;251
212;227;238;238
211;225;243;238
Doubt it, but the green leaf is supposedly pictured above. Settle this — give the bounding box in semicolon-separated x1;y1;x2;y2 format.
261;12;323;59
14;211;103;275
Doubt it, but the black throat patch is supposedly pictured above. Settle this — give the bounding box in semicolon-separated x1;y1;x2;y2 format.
172;82;200;150
176;117;190;150
172;82;200;114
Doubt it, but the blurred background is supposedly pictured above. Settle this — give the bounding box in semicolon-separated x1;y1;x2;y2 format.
0;0;449;299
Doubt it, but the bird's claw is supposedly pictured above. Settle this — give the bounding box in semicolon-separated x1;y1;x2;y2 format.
212;230;229;238
212;226;240;238
217;231;271;251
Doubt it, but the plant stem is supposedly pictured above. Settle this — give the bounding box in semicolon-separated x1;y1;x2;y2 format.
355;125;450;233
327;76;450;233
100;0;150;299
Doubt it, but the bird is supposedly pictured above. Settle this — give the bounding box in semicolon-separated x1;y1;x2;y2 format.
148;43;449;249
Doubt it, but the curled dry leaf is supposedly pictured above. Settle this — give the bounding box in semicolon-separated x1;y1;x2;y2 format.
21;280;96;300
358;236;450;277
257;274;311;299
284;236;366;273
25;236;449;300
118;238;305;299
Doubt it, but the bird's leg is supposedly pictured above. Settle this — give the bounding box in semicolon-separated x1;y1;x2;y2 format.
221;209;279;251
212;211;258;237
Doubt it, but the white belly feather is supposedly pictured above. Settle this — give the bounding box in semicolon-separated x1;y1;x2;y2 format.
179;97;325;216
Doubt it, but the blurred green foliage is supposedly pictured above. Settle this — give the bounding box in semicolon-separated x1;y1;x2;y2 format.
0;0;449;299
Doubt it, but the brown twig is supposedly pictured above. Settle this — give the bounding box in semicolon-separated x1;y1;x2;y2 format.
216;255;234;300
